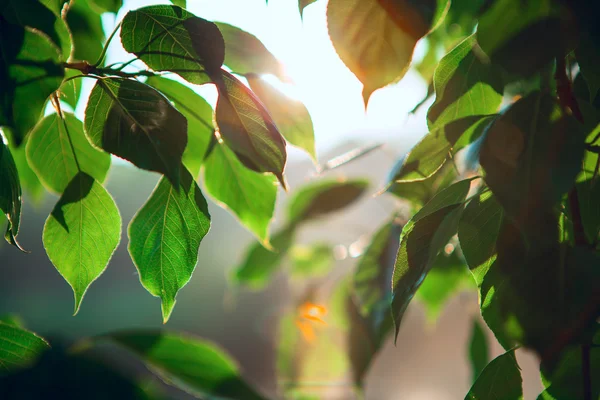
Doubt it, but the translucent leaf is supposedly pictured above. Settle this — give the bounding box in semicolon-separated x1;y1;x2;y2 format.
215;71;287;187
84;78;187;187
108;331;265;399
0;138;23;250
215;22;285;80
43;173;121;313
0;322;49;375
89;0;122;14
203;142;277;245
128;168;210;323
146;76;213;178
27;112;110;194
120;5;224;85
465;350;522;400
247;75;316;161
0;20;64;144
428;35;503;129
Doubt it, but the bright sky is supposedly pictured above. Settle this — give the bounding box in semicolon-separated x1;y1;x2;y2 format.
86;0;430;160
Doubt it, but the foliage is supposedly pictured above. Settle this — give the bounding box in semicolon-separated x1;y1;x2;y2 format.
1;0;600;398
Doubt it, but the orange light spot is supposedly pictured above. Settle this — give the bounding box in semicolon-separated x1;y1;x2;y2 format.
295;302;328;342
295;319;316;343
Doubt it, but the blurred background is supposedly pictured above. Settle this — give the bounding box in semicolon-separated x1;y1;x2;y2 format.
0;0;543;398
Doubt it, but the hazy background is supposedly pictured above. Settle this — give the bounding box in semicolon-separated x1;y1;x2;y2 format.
0;0;544;398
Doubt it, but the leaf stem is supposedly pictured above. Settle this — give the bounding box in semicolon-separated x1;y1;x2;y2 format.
63;61;157;78
92;20;123;67
52;93;81;172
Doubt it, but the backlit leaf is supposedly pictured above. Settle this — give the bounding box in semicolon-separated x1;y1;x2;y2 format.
120;5;224;85
27;112;110;194
299;0;317;18
468;318;489;383
289;243;333;278
89;0;122;14
0;19;64;144
203;142;277;244
247;75;316;161
287;178;369;225
428;35;503;129
146;76;213;178
465;350;522;400
43;172;121;314
327;0;445;104
215;71;287;187
0;322;49;375
128;168;210;323
215;22;285;80
109;331;264;399
84;78;187;187
0;137;23;250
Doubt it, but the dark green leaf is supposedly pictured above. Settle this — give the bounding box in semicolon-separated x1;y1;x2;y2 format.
3;129;44;202
428;35;503;129
0;322;49;375
477;0;575;77
289;243;333;278
468;318;489;384
128;168;210;323
203;142;277;244
327;0;444;104
0;19;64;144
120;5;224;84
146;76;213;178
465;350;522;400
287;178;369;225
89;0;122;14
458;191;503;285
416;250;470;323
43;172;121;314
299;0;317;18
577;34;600;102
575;179;600;244
108;331;264;399
27;112;110;194
0;137;23;250
247;75;316;161
232;226;295;289
215;22;285;80
66;0;105;64
215;70;287;187
2;0;72;60
394;116;490;183
84;78;187;187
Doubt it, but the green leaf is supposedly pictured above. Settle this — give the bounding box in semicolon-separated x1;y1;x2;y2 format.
575;179;600;244
287;178;369;225
0;322;49;375
43;172;121;314
128;168;210;323
416;250;470;323
0;19;64;144
468;318;489;384
477;0;574;77
3;129;44;202
427;35;503;129
27;112;110;194
577;34;600;102
394;116;491;183
299;0;317;18
66;0;105;64
289;243;333;278
120;5;224;85
458;191;503;285
108;331;264;399
214;22;285;80
89;0;122;14
465;350;522;400
84;78;187;187
353;219;401;317
480;93;584;229
247;75;316;161
392;179;472;337
2;0;72;60
214;70;288;187
232;226;295;289
327;0;445;104
170;0;186;9
0;137;23;250
60;70;83;109
203;142;277;245
146;76;213;178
